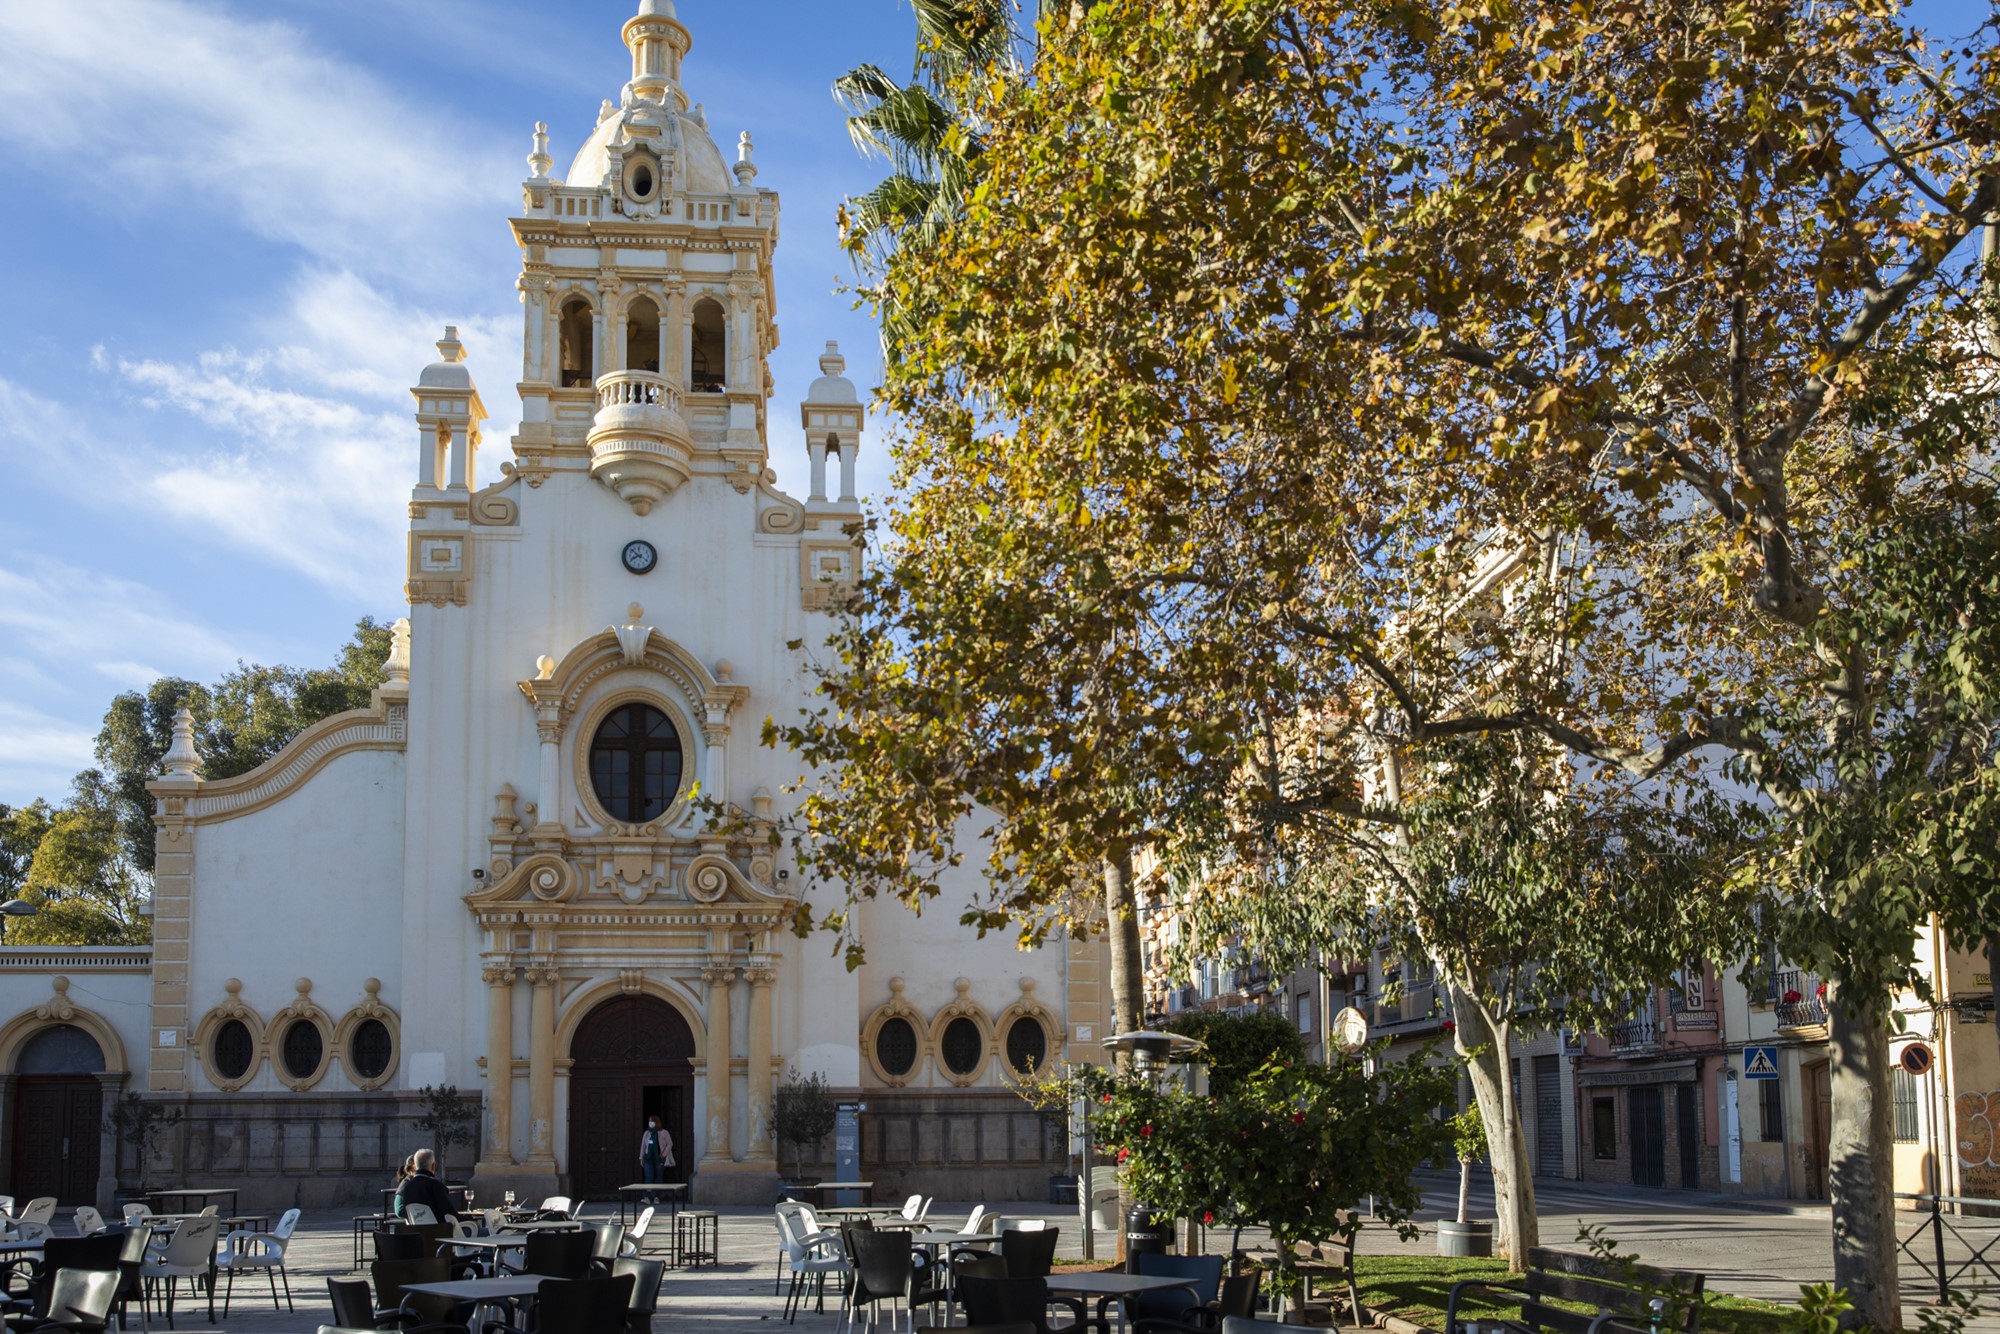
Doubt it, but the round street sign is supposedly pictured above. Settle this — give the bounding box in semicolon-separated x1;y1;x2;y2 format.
1332;1006;1370;1056
1900;1042;1935;1077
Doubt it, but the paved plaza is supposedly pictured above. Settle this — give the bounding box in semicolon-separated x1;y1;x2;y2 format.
70;1175;2000;1334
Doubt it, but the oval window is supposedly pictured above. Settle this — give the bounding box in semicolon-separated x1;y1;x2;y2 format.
351;1019;393;1081
1005;1017;1048;1074
281;1021;324;1080
589;703;684;824
875;1017;918;1078
633;165;655;198
213;1019;254;1082
941;1017;984;1076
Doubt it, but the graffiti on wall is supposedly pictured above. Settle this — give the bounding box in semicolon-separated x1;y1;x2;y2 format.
1956;1093;2000;1197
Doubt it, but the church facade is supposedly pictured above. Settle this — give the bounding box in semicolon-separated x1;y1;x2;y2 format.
0;0;1110;1211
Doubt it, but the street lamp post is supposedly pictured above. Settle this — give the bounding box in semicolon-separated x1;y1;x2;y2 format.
0;899;40;945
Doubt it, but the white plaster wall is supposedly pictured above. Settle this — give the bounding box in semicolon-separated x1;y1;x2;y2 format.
186;750;405;1095
0;964;153;1077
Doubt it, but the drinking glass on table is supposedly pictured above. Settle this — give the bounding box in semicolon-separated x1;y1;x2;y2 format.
504;1190;517;1208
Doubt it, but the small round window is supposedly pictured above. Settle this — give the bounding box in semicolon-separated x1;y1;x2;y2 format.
213;1019;254;1082
876;1017;918;1078
941;1017;984;1076
1005;1018;1048;1074
281;1021;324;1080
589;703;684;824
350;1019;393;1081
634;165;655;197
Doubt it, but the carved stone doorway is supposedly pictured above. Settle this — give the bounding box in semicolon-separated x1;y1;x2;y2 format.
566;996;695;1198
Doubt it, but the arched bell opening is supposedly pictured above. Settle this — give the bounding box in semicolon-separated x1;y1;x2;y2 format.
559;297;596;388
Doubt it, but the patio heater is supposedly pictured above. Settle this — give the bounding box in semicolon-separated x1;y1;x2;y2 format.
1103;1030;1209;1267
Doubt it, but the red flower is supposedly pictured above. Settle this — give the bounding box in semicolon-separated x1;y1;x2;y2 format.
1292;1112;1306;1125
1141;1125;1154;1138
1117;1148;1130;1163
1203;1212;1215;1225
1443;1021;1456;1033
1784;989;1802;1004
1817;982;1829;999
1103;1094;1114;1105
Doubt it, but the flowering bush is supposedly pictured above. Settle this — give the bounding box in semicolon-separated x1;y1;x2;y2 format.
1090;1047;1455;1278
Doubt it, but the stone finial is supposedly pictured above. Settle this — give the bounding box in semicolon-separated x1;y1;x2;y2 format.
295;977;313;998
535;654;556;681
528;121;553;180
1020;977;1038;996
160;707;202;780
752;786;774;819
691;102;707;128
715;659;735;684
364;977;382;999
819;341;846;378
627;602;645;621
954;977;972;998
435;327;467;364
733;132;759;187
889;977;906;998
383;617;412;686
600;99;619;124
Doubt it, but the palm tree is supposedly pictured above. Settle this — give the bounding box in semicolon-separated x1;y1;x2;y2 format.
835;0;1019;354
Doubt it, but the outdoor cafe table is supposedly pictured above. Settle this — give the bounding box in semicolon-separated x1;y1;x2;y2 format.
402;1274;549;1325
145;1187;238;1217
616;1182;688;1225
797;1180;875;1206
1047;1272;1204;1331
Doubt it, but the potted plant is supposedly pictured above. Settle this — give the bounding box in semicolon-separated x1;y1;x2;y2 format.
414;1084;479;1185
773;1068;837;1191
1437;1103;1495;1257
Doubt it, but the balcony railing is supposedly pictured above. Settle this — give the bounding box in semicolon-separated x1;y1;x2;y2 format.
1771;968;1828;1028
1609;1017;1661;1053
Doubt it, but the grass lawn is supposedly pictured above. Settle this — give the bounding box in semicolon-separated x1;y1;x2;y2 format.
1353;1255;1791;1334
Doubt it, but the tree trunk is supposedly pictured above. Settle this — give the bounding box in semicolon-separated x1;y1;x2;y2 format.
1457;1158;1472;1226
1828;994;1902;1329
1450;985;1538;1266
1103;845;1145;1263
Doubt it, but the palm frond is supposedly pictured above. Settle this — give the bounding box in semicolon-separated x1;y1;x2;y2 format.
843;83;959;176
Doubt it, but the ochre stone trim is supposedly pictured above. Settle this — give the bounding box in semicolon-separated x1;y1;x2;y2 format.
929;978;996;1089
0;978;129;1073
332;979;402;1093
155;703;408;827
860;977;929;1090
191;979;266;1093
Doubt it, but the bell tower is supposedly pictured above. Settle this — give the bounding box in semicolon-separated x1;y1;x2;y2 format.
505;0;781;512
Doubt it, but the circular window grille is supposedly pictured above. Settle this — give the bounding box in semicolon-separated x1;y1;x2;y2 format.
213;1019;254;1081
280;1021;324;1080
1005;1018;1048;1074
941;1017;984;1076
350;1019;393;1081
876;1017;918;1077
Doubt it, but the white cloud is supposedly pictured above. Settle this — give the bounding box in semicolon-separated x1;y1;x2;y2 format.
0;1;517;278
0;558;248;679
0;699;97;806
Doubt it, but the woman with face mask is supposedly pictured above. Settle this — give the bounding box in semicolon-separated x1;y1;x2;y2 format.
640;1115;674;1203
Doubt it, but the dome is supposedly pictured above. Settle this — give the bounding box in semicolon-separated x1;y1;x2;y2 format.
805;342;859;404
564;105;732;195
418;327;474;389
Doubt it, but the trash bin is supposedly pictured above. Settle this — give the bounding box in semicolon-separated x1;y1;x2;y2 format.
1050;1175;1079;1206
1125;1202;1173;1273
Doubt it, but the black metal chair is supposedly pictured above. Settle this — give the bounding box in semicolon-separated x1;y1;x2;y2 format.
367;1259;465;1333
112;1225;152;1332
914;1247;1005;1327
847;1228;915;1332
999;1229;1059;1280
481;1275;633;1334
611;1257;664;1334
5;1237;123;1332
372;1230;432;1263
957;1275;1092;1334
1135;1271;1262;1334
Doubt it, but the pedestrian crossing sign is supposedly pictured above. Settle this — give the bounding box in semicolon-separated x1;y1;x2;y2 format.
1744;1046;1780;1080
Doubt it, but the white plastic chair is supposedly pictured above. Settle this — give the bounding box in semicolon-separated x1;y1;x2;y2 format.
7;1221;50;1243
1003;1218;1048;1233
16;1198;55;1228
402;1202;439;1225
958;1206;988;1236
777;1207;848;1324
538;1195;572;1217
143;1214;221;1326
915;1196;934;1226
0;1196;15;1219
623;1205;655;1258
122;1203;153;1224
897;1194;923;1223
73;1206;107;1235
215;1207;299;1318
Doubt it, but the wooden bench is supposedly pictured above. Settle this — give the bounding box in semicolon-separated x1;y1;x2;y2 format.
1445;1247;1705;1334
1234;1231;1361;1326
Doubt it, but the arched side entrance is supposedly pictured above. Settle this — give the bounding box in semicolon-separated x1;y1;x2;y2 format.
11;1025;106;1206
567;996;695;1198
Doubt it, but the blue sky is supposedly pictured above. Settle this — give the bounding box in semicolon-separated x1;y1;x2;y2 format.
0;0;926;806
0;0;1989;810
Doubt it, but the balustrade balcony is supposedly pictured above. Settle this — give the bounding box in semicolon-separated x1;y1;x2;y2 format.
588;370;694;514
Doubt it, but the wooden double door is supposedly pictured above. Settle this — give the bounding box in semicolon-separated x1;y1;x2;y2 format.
10;1078;102;1206
566;996;695;1198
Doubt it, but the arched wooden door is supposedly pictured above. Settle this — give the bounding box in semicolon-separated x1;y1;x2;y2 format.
10;1025;105;1206
567;996;695;1197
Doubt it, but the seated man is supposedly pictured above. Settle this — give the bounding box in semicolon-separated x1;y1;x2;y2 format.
394;1148;456;1222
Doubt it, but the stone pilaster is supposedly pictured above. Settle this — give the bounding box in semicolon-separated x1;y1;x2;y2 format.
700;964;735;1166
745;967;776;1164
480;964;517;1169
524;963;559;1170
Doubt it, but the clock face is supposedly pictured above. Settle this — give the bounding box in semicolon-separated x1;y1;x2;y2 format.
621;540;658;575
